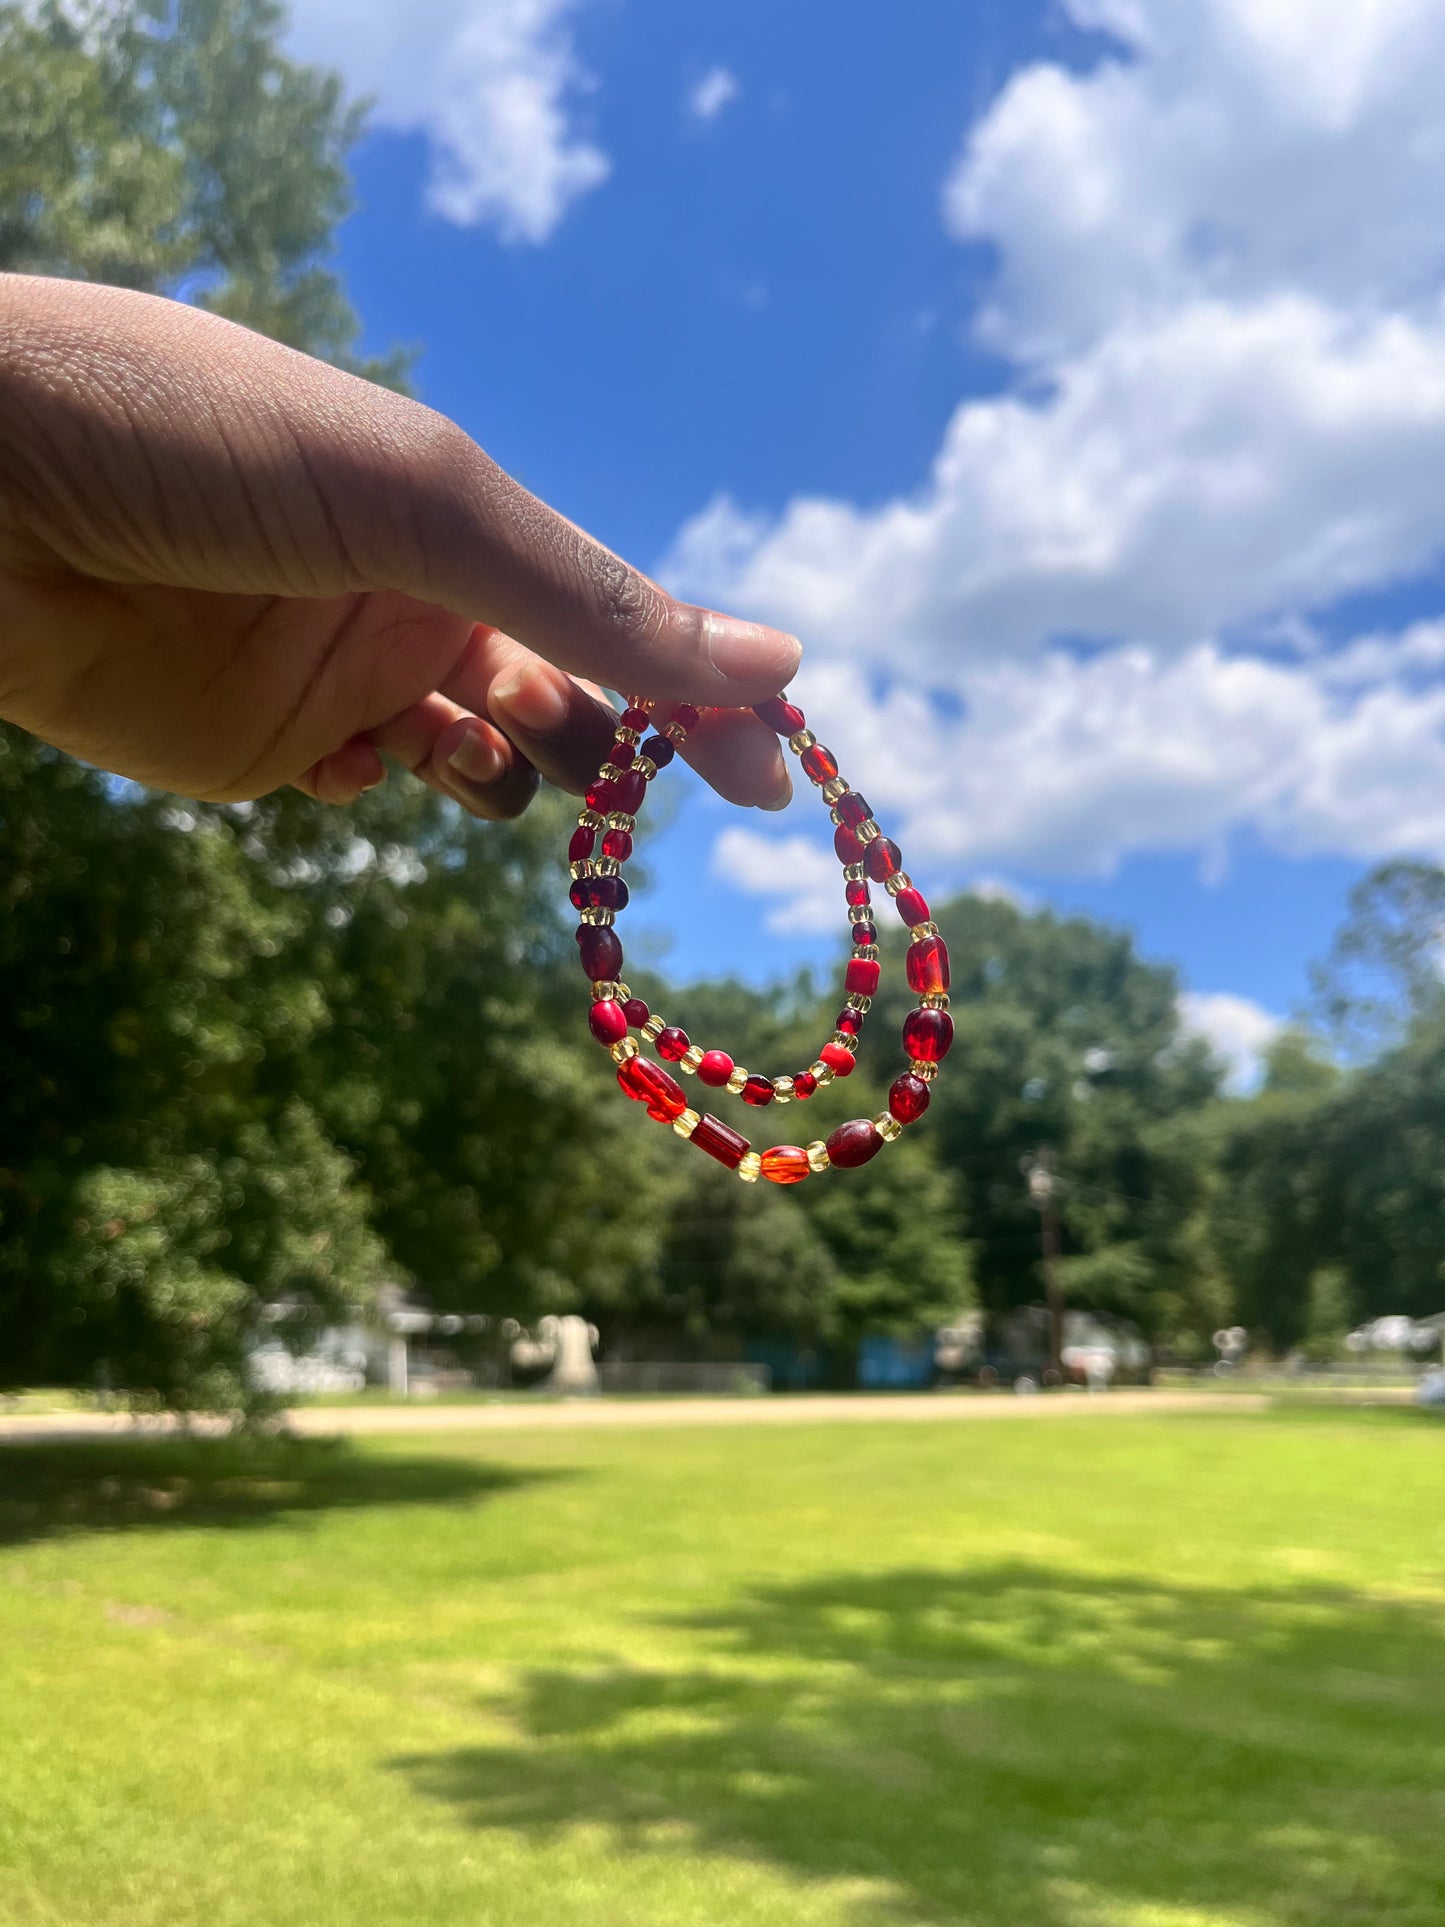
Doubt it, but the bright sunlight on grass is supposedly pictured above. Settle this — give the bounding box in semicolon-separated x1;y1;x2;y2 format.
2;1408;1443;1926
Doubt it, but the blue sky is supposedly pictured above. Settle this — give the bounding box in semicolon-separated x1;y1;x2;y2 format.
287;0;1445;1079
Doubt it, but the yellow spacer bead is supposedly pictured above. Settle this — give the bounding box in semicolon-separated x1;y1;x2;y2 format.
606;811;636;832
910;920;940;941
909;1059;938;1081
579;808;605;830
624;693;651;712
848;903;873;924
615;726;642;746
921;992;950;1010
811;1061;836;1086
673;1108;701;1139
772;1076;795;1102
846;993;873;1013
857;819;881;844
788;728;816;754
663;721;688;744
843;862;866;883
854;943;879;961
641;1015;665;1042
591;979;620;999
884;871;912;896
737;1151;762;1183
828;1031;858;1053
615;982;631;1002
726;1066;749;1094
680;1044;704;1073
594;856;620;877
569;860;590;880
874;1112;903;1142
821;775;849;805
634;755;657;781
581;908;615;926
806;1140;831;1173
610;1037;639;1064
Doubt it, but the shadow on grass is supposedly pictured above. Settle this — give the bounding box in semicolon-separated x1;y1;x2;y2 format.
396;1561;1445;1926
0;1436;556;1547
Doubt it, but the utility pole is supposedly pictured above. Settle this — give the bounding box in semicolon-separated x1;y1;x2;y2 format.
1024;1149;1065;1382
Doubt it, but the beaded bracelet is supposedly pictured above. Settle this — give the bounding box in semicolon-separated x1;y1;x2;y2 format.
568;694;952;1182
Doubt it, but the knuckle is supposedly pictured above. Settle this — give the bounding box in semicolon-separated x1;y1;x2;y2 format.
581;543;670;645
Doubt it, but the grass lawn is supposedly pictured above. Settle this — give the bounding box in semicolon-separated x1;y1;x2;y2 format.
2;1408;1443;1927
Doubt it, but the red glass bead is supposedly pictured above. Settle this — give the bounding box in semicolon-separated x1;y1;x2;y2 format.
568;879;590;911
622;997;650;1028
894;886;930;926
845;879;871;907
850;921;877;947
906;936;949;995
834;823;864;865
616;1055;687;1121
656;1026;691;1062
800;742;839;784
691;1113;749;1169
845;957;881;997
835;1007;863;1036
588;999;629;1045
641;733;675;768
903;1006;954;1063
608;740;636;768
888;1073;931;1124
826;1119;883;1168
584;776;615;814
671;704;701;731
820;1041;856;1076
753;697;807;735
602;827;633;862
589;874;629;911
697;1050;734;1088
864;836;902;882
793;1071;818;1099
761;1146;810;1185
568;826;596;862
577;925;623;980
620;707;650;732
836;791;871;830
612;768;646;814
741;1074;775;1107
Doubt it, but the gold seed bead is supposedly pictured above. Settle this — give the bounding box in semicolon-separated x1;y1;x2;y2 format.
581;908;616;926
910;920;940;940
806;1140;831;1173
641;1015;666;1042
848;903;873;925
579;808;605;830
875;1111;903;1142
857;819;881;844
615;982;631;1002
606;811;636;832
673;1108;701;1140
846;993;873;1013
625;693;651;712
663;721;688;744
810;1060;835;1086
843;861;866;883
909;1060;938;1081
772;1076;795;1102
615;726;642;746
596;762;617;783
726;1066;749;1094
634;755;658;781
828;1031;858;1053
854;943;879;962
885;871;912;896
821;775;849;805
829;806;842;826
737;1151;762;1183
591;979;620;999
569;860;590;880
921;992;951;1010
610;1037;639;1064
680;1044;705;1074
789;728;816;754
593;856;620;877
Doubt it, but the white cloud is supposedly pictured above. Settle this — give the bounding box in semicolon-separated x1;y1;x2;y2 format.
1178;990;1284;1091
711;827;839;934
687;66;740;123
286;0;608;242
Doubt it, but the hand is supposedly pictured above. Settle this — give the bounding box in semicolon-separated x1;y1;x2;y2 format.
0;275;800;819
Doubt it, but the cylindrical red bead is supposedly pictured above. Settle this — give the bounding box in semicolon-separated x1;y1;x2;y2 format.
845;879;871;907
691;1113;749;1169
741;1074;775;1107
864;837;902;882
800;743;839;784
835;1007;863;1036
620;707;650;732
671;704;701;731
612;768;646;814
793;1071;818;1099
836;791;871;830
826;1120;883;1168
588;999;629;1045
577;925;623;980
753;697;807;735
697;1050;734;1088
584;777;615;814
761;1146;810;1185
641;734;675;767
894;886;930;926
888;1073;932;1124
616;1055;687;1121
850;921;877;947
602;827;633;862
622;997;650;1028
845;957;881;997
820;1041;856;1076
902;1006;954;1063
906;936;949;995
656;1026;691;1062
834;823;865;865
608;740;636;768
568;826;596;862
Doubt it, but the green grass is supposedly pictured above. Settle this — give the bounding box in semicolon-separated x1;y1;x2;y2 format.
2;1408;1443;1927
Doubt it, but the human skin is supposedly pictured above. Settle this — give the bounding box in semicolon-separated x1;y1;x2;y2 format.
0;275;800;819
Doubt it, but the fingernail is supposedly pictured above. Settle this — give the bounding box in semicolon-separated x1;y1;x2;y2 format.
492;669;570;736
448;724;504;787
705;614;801;688
760;767;793;812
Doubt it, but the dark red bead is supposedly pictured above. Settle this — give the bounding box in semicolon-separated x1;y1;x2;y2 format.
602;827;633;862
741;1074;775;1107
622;997;650;1028
577;925;623;980
834;824;864;866
820;1041;856;1076
793;1071;818;1099
835;1007;863;1036
588;999;629;1045
671;704;701;731
864;837;902;882
845;879;871;907
836;792;871;830
589;874;629;911
697;1050;734;1088
800;743;839;785
903;1006;954;1063
656;1026;691;1062
845;957;881;997
894;886;930;926
826;1120;883;1168
568;826;596;862
620;707;650;732
616;1055;687;1121
906;936;949;995
691;1113;749;1169
608;740;636;768
568;879;590;911
753;696;807;736
612;768;647;814
584;777;615;814
641;733;675;768
850;921;877;947
888;1073;931;1124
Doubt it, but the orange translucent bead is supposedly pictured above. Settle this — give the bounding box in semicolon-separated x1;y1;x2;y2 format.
760;1145;811;1185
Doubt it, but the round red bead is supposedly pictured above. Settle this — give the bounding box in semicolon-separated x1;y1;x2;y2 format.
820;1041;856;1076
671;704;701;731
741;1074;775;1107
835;1007;862;1036
568;879;589;910
569;826;596;861
906;936;949;996
641;734;675;767
888;1073;931;1124
845;879;871;907
584;777;615;814
761;1146;810;1185
612;768;646;814
753;697;807;735
622;998;650;1028
903;1006;954;1063
608;740;636;768
656;1026;691;1062
588;999;629;1045
894;886;930;926
845;957;881;997
589;874;628;910
834;824;864;865
800;743;839;784
793;1072;818;1099
850;921;877;946
864;837;902;882
825;1120;883;1168
697;1050;734;1088
620;707;649;732
577;925;623;980
836;792;871;830
602;827;633;862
